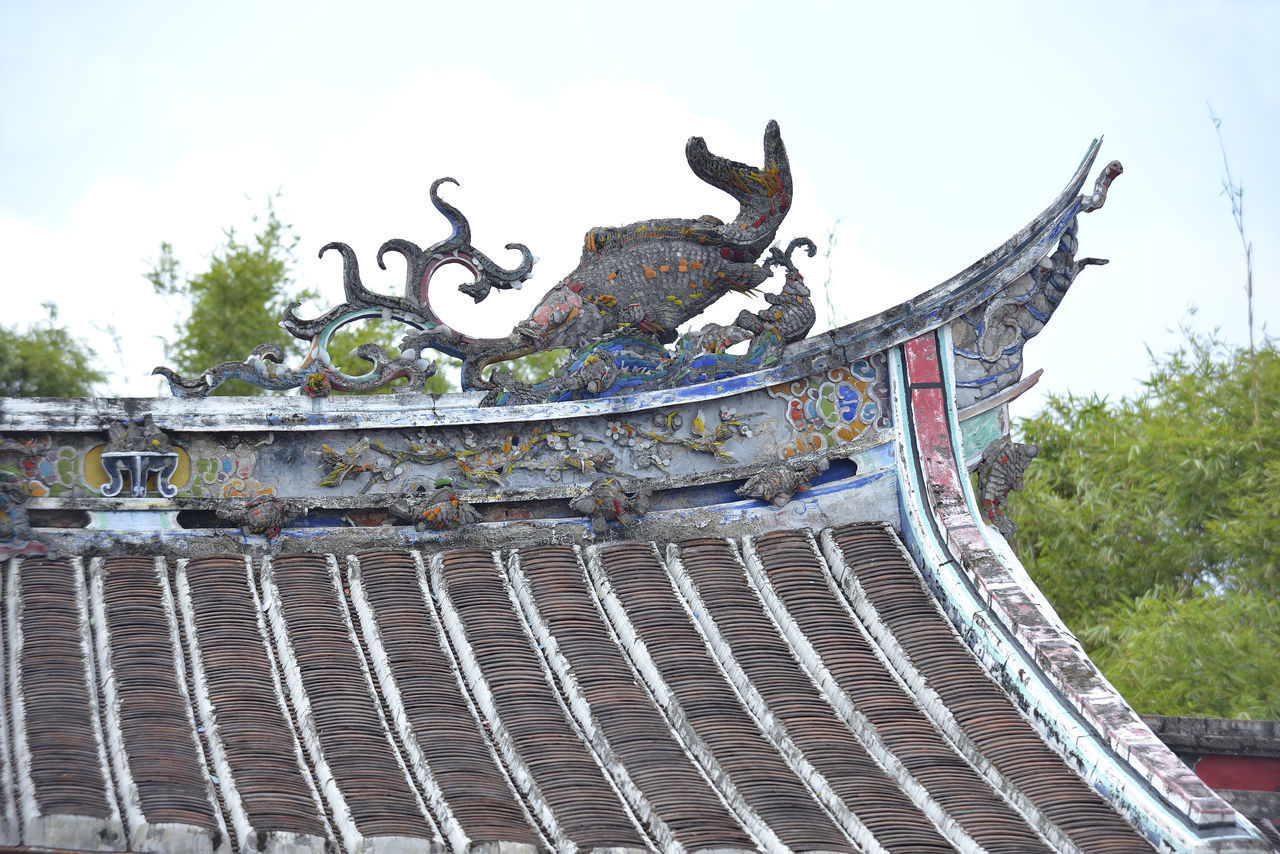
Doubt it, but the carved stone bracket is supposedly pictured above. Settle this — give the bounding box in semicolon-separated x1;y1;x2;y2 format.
215;494;309;540
100;452;179;499
736;456;830;507
390;480;481;531
99;416;179;498
569;476;652;533
976;437;1039;537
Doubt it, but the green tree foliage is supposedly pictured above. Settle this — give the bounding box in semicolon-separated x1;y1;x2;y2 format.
1010;330;1280;718
1083;586;1280;719
501;349;569;383
147;204;313;396
0;303;105;397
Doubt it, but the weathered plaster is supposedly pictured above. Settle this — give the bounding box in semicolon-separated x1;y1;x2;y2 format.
407;551;551;853
0;560;18;847
809;526;1081;854
176;558;332;854
89;556;228;853
259;556;365;854
889;339;1269;854
343;555;457;850
7;557;126;851
153;556;233;853
242;556;339;849
665;541;932;854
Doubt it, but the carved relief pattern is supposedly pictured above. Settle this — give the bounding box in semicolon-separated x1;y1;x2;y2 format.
1;351;889;514
951;160;1123;409
766;354;888;457
390;482;482;531
1;438;51;556
190;444;274;499
736;456;830;507
17;441;79;498
312;406;762;495
97;417;181;499
976;437;1040;538
214;494;309;540
569;476;651;533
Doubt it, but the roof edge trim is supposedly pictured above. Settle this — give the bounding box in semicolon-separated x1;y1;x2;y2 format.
889;333;1270;854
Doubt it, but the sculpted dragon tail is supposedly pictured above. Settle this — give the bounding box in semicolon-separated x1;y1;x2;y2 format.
685;119;793;255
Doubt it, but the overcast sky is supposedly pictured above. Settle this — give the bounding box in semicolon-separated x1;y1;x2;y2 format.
2;0;1276;414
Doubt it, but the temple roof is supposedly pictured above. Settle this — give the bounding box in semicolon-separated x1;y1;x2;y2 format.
5;524;1164;854
1;130;1273;854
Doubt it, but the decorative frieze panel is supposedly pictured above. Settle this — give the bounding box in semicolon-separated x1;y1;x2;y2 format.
97;417;181;499
3;357;891;515
766;354;890;457
0;438;49;557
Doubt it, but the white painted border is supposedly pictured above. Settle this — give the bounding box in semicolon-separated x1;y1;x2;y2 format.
0;559;19;845
426;551;571;853
69;556;127;852
503;550;668;853
259;556;365;854
888;344;1267;854
241;555;339;850
90;556;220;854
89;556;150;849
320;553;443;850
346;555;467;854
581;544;784;854
152;556;232;854
6;557;36;844
662;541;909;854
408;550;550;853
809;527;1080;854
7;556;125;852
175;558;254;851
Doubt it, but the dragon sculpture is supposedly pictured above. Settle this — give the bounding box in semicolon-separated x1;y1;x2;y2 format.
400;119;795;390
155;122;813;404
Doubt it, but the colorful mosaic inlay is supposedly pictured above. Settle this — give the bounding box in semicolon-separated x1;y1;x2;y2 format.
766;355;889;457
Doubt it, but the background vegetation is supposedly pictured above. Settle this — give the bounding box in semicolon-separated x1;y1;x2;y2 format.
146;205;310;395
0;303;104;397
1011;331;1280;718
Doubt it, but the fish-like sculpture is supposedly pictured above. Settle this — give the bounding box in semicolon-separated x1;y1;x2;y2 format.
394;121;794;389
159;122;800;398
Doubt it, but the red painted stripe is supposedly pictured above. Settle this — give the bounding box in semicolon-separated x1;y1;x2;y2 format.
1194;755;1280;792
904;336;942;385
